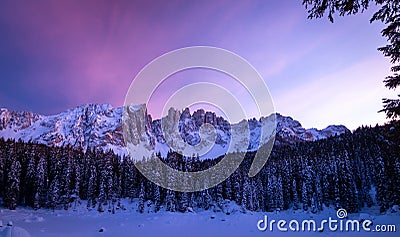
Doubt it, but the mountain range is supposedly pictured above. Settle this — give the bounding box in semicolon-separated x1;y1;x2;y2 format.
0;103;349;158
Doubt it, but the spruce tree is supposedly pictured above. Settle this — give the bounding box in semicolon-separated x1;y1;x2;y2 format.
5;157;21;210
34;155;46;210
138;182;145;213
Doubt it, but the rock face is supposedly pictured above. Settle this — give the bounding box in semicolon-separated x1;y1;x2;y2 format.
0;104;125;155
275;113;349;144
0;108;41;131
0;104;349;158
122;104;152;146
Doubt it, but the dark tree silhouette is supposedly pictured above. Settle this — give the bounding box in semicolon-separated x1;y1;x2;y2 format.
302;0;400;119
0;122;399;213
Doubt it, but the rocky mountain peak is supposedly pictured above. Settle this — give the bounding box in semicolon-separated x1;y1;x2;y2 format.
0;104;349;158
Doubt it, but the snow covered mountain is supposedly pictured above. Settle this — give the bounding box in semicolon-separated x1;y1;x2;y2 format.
275;113;350;143
0;104;126;154
0;104;349;158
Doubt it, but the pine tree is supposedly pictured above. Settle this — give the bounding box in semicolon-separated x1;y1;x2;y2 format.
60;152;72;210
0;151;5;202
153;185;161;212
275;175;284;211
223;177;232;201
214;184;224;211
232;174;241;205
86;158;97;210
47;175;59;211
166;189;176;212
138;182;145;213
33;155;46;210
71;155;80;209
24;154;36;206
241;175;250;211
255;177;265;211
301;165;314;211
266;169;275;211
292;179;300;210
5;158;21;210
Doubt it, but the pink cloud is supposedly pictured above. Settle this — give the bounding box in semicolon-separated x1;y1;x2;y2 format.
0;0;391;129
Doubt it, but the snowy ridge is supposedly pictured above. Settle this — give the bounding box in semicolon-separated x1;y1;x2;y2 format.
275;113;349;143
0;104;126;155
0;104;349;158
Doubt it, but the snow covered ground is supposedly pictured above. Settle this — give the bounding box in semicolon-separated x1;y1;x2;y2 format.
0;200;399;237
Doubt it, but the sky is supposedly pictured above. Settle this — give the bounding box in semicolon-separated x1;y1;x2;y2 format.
0;0;397;130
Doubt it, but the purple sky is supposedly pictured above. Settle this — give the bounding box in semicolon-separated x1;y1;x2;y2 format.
0;0;396;129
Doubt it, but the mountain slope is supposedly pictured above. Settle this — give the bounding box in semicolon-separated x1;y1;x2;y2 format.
0;104;349;158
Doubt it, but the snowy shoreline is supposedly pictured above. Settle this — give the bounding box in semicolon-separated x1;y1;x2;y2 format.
1;200;399;237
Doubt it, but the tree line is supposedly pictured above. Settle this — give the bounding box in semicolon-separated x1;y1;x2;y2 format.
0;122;399;214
